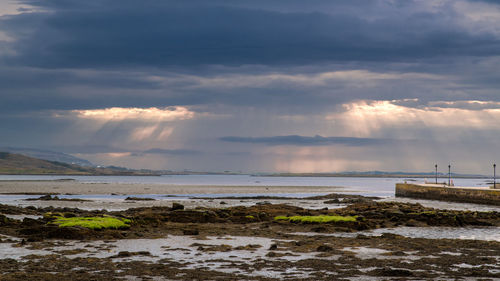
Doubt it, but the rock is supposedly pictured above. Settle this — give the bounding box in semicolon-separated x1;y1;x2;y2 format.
125;197;155;201
266;251;277;257
112;251;151;258
172;203;185;210
405;219;418;226
21;218;41;227
294;240;306;246
311;227;327;233
234;244;261;250
258;212;269;220
0;215;12;225
341;198;371;204
316;245;333;252
372;268;413;277
196;244;232;252
268;244;278;250
256;201;271;205
64;212;77;218
47;226;90;240
380;233;404;239
26;237;42;242
167;210;218;223
183;229;199;235
19;225;91;240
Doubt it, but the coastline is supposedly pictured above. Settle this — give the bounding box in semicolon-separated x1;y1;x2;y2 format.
1;194;499;280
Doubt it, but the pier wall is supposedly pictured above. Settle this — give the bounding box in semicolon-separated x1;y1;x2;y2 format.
395;183;500;206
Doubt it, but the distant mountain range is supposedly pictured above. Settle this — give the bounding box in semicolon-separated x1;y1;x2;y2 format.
0;152;156;175
0;147;93;167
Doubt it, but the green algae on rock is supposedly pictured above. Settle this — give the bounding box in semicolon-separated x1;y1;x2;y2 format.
50;216;131;230
274;215;357;223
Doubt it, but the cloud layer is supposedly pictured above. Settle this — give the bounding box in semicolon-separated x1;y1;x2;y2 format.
220;135;397;146
1;0;500;173
3;0;500;68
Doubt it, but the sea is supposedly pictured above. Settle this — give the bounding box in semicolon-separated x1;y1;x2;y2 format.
0;174;492;197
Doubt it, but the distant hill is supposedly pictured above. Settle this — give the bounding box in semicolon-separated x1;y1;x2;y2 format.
0;147;93;167
0;152;154;175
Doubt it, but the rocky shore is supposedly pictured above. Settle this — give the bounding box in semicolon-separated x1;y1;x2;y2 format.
1;193;500;280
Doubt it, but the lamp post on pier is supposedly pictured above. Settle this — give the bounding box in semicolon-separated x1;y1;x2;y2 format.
448;164;451;186
494;164;496;189
435;164;438;184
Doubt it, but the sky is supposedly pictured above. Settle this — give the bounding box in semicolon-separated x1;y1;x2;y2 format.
0;0;500;174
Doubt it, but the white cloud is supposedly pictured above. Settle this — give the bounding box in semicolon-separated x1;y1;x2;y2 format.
428;100;500;110
163;70;443;90
327;99;500;137
454;1;500;36
67;106;196;122
0;1;40;17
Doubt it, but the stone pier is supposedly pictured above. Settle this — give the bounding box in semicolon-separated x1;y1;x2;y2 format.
395;183;500;205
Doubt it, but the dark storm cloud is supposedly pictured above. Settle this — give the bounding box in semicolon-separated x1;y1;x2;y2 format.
0;65;167;111
219;135;399;146
0;0;499;114
2;0;499;69
0;68;161;90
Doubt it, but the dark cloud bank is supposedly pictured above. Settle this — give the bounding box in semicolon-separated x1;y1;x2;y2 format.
0;0;499;112
3;0;500;69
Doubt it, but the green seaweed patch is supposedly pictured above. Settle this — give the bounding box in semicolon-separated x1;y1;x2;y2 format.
44;212;64;219
274;215;357;223
245;215;255;219
50;216;131;230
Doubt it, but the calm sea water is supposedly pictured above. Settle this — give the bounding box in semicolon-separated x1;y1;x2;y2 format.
0;174;492;197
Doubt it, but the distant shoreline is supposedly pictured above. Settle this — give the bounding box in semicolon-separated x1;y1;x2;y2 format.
0;172;489;179
256;173;489;179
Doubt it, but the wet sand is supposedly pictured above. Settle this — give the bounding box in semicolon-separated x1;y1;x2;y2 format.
0;180;343;195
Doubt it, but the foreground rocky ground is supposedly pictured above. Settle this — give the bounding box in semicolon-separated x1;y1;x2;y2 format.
1;194;500;280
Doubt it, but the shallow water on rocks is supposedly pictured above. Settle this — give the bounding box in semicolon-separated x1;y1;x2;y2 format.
291;226;500;241
0;235;323;279
0;193;344;211
3;214;43;220
1;232;499;280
